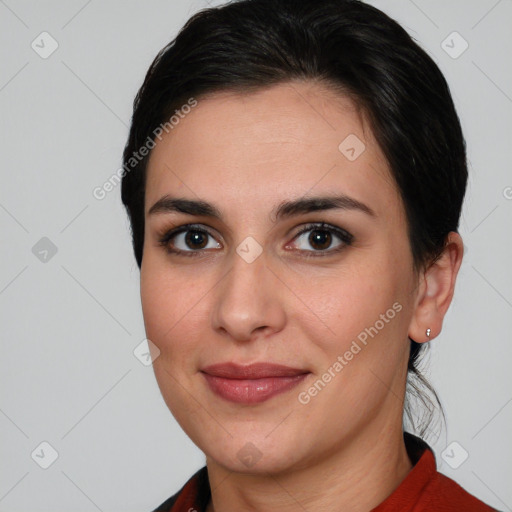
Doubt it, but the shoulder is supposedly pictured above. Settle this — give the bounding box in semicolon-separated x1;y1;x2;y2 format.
421;470;499;511
384;433;499;512
150;466;210;512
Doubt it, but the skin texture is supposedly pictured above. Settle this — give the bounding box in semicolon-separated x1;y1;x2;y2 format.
140;81;463;512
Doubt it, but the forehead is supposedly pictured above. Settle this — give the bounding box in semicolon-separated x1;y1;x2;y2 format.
145;81;400;219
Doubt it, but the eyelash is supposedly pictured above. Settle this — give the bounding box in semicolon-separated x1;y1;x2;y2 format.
157;222;354;258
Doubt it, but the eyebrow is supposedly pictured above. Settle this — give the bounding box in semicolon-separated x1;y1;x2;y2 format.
148;194;376;220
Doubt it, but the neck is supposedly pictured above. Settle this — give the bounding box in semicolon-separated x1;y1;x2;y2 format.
205;416;413;512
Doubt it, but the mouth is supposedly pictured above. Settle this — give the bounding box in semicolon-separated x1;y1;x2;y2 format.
200;362;310;404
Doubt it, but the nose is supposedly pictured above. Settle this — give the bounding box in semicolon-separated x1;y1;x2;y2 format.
211;246;287;343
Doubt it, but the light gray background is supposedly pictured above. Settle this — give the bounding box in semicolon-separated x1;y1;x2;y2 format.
0;0;511;511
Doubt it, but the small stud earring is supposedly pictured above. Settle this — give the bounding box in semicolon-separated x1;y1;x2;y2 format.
426;328;431;339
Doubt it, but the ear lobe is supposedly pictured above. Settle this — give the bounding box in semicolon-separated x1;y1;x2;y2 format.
408;232;464;343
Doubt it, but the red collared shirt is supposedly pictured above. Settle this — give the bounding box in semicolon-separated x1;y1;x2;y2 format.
152;433;498;511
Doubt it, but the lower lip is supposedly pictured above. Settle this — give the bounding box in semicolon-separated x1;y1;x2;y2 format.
202;372;309;404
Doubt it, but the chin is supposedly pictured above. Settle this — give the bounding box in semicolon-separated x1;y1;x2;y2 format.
200;430;309;475
209;448;299;475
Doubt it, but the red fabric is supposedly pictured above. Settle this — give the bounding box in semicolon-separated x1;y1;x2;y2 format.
371;448;496;511
155;434;497;512
168;476;201;512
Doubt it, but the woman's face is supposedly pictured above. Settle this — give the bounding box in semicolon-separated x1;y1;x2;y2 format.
141;81;420;473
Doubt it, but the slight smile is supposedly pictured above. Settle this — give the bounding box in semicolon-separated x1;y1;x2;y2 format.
201;362;311;404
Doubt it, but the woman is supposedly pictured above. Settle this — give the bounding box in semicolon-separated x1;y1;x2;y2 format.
121;0;498;510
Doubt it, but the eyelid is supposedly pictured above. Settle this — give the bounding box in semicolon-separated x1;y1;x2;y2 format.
290;222;353;244
285;222;353;256
157;223;220;251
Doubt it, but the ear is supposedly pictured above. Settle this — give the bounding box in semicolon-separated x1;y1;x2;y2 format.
408;232;464;343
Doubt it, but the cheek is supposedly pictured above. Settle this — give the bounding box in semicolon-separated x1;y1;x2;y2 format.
297;261;406;350
292;268;410;418
140;265;170;347
295;262;412;417
140;258;205;421
140;256;191;355
140;253;217;379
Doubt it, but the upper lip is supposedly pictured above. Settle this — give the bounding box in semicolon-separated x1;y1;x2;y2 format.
201;362;309;379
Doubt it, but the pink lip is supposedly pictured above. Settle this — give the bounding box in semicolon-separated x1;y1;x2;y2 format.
201;362;310;404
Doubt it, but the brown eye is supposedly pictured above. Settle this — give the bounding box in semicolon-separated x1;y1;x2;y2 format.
184;230;209;250
308;229;333;251
159;225;221;256
289;222;353;255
